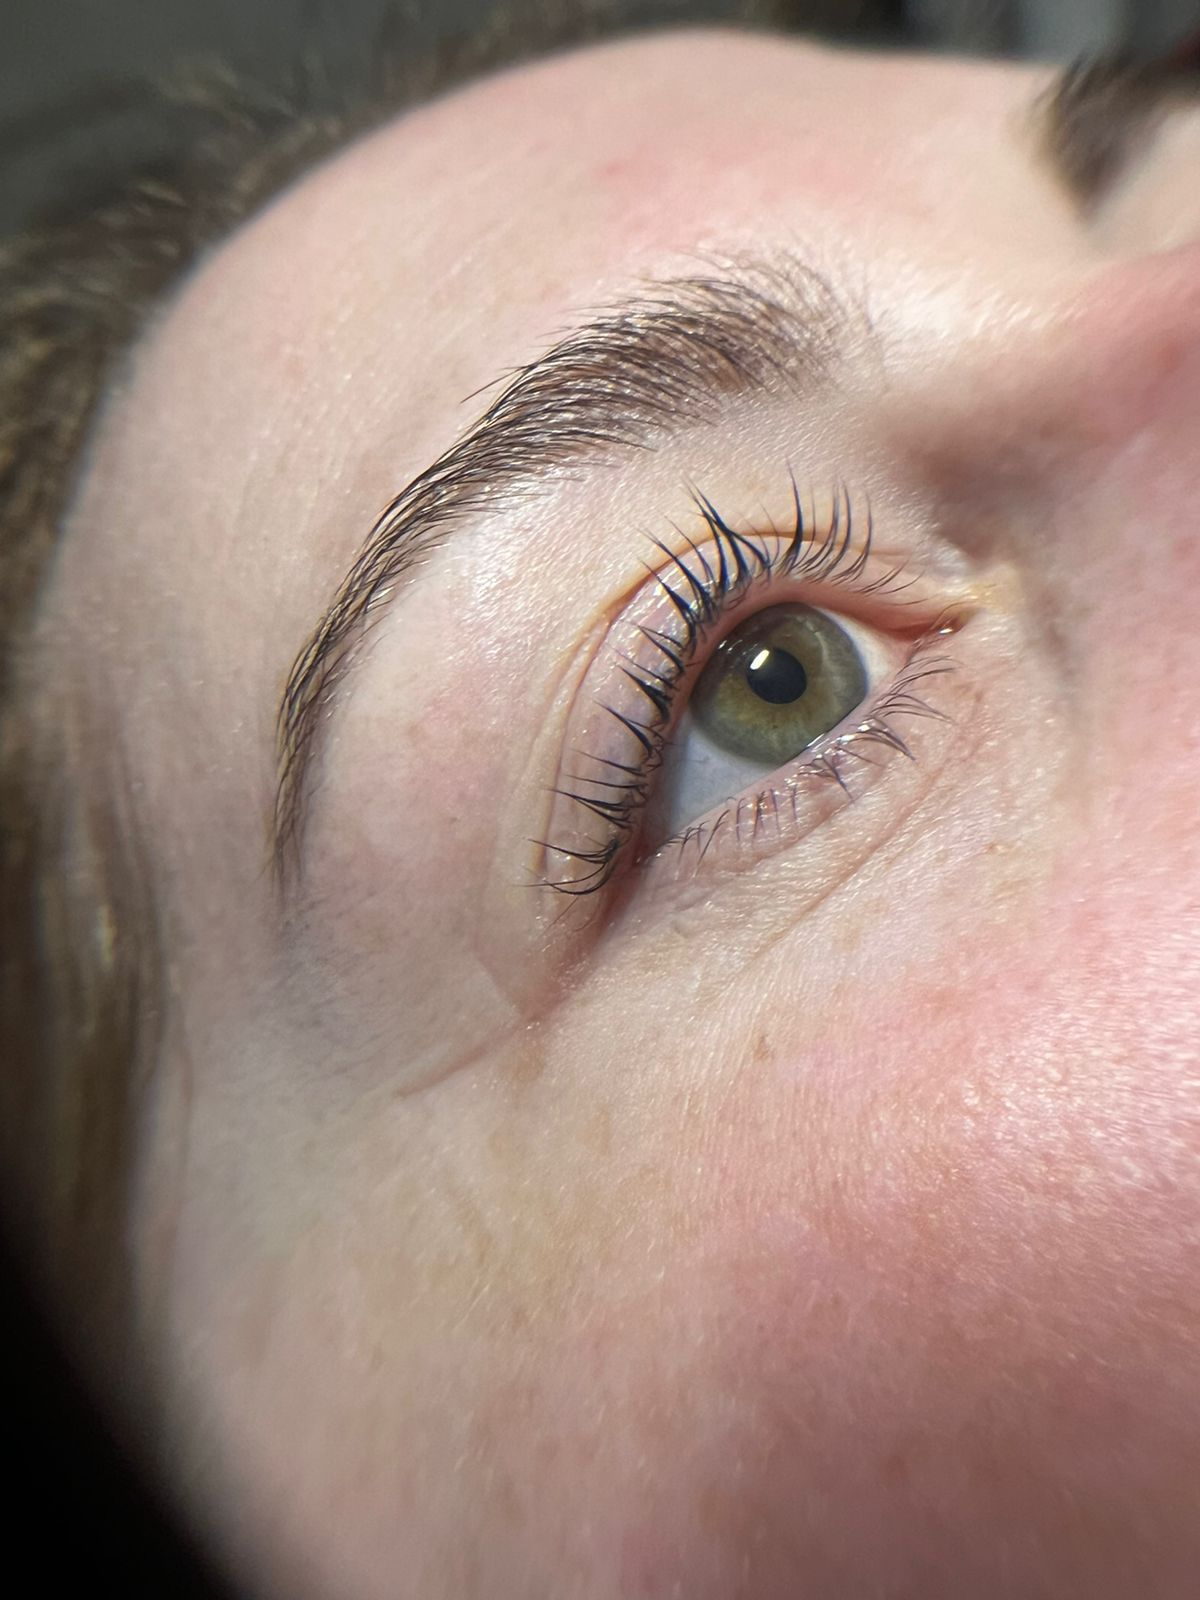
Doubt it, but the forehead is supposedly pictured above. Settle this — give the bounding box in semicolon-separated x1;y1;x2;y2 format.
62;33;1045;583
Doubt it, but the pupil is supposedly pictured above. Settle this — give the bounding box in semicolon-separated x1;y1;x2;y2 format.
745;645;807;706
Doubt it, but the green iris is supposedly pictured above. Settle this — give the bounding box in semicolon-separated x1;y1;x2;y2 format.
691;604;867;765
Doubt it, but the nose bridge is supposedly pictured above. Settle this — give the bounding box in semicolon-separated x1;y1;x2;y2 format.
1048;238;1200;465
1051;241;1200;634
898;237;1200;901
951;239;1200;483
1031;240;1200;639
927;237;1200;572
1030;239;1200;905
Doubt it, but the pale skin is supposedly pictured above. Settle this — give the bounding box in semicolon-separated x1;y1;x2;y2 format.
43;27;1200;1600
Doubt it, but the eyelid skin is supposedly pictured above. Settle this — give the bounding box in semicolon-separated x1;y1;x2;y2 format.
537;483;979;905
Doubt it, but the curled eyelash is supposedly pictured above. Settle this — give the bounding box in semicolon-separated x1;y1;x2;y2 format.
538;482;942;896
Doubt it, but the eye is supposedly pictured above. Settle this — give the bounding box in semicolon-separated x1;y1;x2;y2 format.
650;602;884;846
539;484;968;898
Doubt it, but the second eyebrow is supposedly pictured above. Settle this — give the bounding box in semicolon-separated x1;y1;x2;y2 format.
1039;40;1200;210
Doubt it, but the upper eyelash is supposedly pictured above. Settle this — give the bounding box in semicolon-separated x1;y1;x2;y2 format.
541;482;929;897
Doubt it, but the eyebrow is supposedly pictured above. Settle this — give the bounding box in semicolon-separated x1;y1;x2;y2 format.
1039;33;1200;209
273;253;868;872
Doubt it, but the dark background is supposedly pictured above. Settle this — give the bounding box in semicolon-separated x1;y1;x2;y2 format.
3;0;1198;1594
2;0;1198;232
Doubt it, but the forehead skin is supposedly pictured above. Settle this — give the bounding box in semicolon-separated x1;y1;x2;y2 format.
51;28;1200;1600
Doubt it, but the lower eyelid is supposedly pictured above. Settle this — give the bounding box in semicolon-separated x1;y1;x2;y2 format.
630;626;978;915
645;607;909;846
541;621;967;907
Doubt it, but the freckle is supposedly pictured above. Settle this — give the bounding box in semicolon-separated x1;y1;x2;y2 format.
589;1103;614;1157
597;155;637;183
697;1480;738;1537
492;1463;522;1530
510;1022;548;1086
753;1032;771;1065
805;1288;850;1340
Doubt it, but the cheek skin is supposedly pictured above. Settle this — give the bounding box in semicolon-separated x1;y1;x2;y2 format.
177;823;1199;1600
510;772;1198;1598
612;870;1200;1598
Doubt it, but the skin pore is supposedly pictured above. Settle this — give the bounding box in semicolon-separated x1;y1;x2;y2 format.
39;26;1200;1600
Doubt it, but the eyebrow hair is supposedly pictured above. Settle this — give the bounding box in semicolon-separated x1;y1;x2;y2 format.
1039;33;1200;209
274;254;868;871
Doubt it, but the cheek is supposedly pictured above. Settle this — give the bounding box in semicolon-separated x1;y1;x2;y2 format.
522;827;1199;1594
416;839;1197;1599
166;821;1199;1600
169;862;1199;1600
639;860;1200;1598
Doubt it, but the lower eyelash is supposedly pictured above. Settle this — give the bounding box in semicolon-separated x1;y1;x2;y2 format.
539;483;937;898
